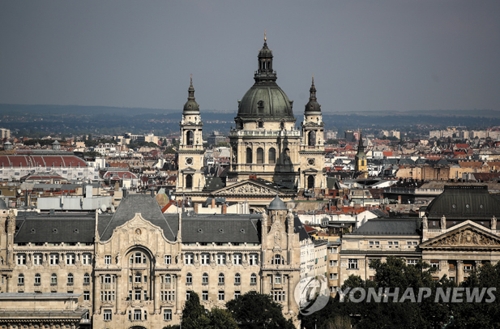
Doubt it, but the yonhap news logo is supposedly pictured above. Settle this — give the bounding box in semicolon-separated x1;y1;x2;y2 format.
338;287;496;303
294;275;330;315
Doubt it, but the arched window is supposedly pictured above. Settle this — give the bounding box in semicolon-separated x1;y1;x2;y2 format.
308;131;316;146
272;254;284;265
235;273;241;285
186;273;192;285
67;273;74;285
18;273;24;285
246;148;253;164
164;274;171;284
186;130;194;146
83;273;90;285
51;273;57;285
269;148;276;164
202;273;209;285
250;273;257;285
34;273;41;285
218;273;225;285
307;175;315;189
185;174;193;189
257;148;264;164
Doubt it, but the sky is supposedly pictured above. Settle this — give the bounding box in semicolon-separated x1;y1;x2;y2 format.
0;0;499;114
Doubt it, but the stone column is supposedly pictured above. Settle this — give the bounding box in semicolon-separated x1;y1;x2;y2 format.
115;275;120;314
175;274;181;313
457;260;463;283
93;274;99;315
287;274;293;313
154;274;160;313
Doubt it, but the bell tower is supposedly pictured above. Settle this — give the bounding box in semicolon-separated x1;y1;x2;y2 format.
299;77;325;193
176;77;205;193
355;131;368;178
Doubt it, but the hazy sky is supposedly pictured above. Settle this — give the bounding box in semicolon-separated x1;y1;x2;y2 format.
0;1;499;114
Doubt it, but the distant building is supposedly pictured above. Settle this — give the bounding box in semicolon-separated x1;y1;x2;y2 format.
207;131;226;146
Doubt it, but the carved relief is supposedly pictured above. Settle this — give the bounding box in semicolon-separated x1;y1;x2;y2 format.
219;183;277;195
427;228;500;248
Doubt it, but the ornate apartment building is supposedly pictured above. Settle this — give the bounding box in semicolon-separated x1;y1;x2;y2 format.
0;194;303;328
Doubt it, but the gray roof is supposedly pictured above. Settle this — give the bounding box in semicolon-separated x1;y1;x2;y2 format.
350;218;419;236
0;198;7;209
294;215;310;241
181;214;261;244
268;195;287;210
15;212;96;244
98;194;178;242
426;185;500;220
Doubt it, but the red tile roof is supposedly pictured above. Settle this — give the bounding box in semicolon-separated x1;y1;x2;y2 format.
0;155;87;168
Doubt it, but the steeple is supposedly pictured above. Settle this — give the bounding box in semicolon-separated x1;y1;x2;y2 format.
304;76;321;113
357;131;365;153
183;75;200;114
255;33;277;83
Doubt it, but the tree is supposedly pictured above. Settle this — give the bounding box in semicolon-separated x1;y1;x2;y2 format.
206;308;239;329
226;291;295;329
181;292;210;329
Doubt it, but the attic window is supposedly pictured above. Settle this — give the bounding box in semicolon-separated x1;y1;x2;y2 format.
52;228;58;234
219;228;224;233
480;204;484;209
74;229;79;234
197;228;203;233
466;204;470;209
240;229;246;234
452;204;456;209
31;228;36;234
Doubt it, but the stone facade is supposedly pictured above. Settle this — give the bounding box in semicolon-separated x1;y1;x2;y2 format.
0;194;303;328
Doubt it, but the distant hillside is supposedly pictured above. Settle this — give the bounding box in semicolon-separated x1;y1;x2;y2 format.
1;104;499;138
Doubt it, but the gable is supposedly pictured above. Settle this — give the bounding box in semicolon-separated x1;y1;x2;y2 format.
421;224;500;250
212;180;284;196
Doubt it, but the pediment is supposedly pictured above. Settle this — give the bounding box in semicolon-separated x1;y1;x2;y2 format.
421;224;500;250
212;180;283;196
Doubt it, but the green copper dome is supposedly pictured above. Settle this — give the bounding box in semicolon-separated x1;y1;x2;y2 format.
236;37;295;122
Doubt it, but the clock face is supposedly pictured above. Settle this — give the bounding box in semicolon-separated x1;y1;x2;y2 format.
308;158;315;166
186;157;193;165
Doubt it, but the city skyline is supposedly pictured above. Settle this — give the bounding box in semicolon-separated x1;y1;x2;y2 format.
0;0;499;113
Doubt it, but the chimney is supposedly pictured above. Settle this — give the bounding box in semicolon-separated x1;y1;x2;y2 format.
211;198;216;209
222;203;227;214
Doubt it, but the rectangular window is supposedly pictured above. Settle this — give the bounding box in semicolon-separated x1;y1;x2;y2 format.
274;275;282;284
49;254;59;265
134;309;141;321
348;259;358;269
33;253;43;265
84;291;90;301
368;241;380;248
202;291;208;301
16;254;27;265
407;241;418;248
271;290;286;302
329;260;338;267
201;253;210;265
135;274;141;283
430;260;440;270
103;309;112;321
66;253;76;265
330;273;338;280
34;275;41;285
407;259;418;266
163;309;172;321
233;253;242;265
82;253;92;265
184;253;194;265
218;291;225;301
164;255;171;265
329;247;338;254
217;253;226;265
249;253;258;265
135;290;141;300
161;290;175;301
234;291;241;299
104;255;111;265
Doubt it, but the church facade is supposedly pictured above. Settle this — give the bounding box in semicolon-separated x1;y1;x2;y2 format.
176;37;326;207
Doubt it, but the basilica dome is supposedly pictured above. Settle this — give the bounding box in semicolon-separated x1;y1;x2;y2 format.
236;38;295;122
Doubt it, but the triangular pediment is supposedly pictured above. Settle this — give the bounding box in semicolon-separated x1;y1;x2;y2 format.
212;180;284;196
421;222;500;250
